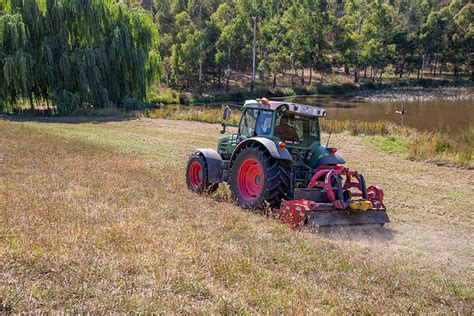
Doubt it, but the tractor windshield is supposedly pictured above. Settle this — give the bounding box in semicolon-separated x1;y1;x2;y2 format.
275;113;320;146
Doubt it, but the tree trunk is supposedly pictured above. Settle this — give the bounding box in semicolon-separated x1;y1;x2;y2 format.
291;63;296;87
309;66;312;85
364;66;367;78
354;66;360;83
433;59;437;77
301;65;305;86
198;1;203;95
454;64;458;78
344;65;350;75
29;95;34;110
372;67;376;82
272;72;277;88
250;16;256;91
291;56;295;87
399;59;405;78
226;46;231;92
198;59;203;95
420;55;425;79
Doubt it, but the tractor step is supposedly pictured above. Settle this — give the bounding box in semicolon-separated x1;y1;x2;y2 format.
305;210;390;227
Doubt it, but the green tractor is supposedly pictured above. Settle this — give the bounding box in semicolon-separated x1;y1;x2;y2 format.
185;98;389;227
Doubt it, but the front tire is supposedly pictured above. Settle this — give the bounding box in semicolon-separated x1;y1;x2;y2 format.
229;144;291;209
186;153;219;193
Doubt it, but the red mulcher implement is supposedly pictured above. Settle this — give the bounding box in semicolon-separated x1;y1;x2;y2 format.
185;98;389;228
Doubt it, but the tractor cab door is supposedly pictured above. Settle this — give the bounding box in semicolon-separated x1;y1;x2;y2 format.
239;108;273;139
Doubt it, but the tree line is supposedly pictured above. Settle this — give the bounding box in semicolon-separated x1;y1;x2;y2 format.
1;0;473;112
155;0;472;90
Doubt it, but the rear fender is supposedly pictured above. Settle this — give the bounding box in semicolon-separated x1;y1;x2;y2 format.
230;137;293;164
315;153;345;168
196;148;223;183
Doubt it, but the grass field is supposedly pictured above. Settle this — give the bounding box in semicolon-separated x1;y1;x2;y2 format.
1;117;473;313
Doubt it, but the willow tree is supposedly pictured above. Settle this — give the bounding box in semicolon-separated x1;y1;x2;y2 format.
0;10;34;110
0;0;163;113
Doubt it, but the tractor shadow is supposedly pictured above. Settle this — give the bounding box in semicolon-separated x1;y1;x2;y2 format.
305;225;395;243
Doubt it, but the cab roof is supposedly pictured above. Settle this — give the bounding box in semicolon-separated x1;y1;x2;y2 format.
244;99;327;118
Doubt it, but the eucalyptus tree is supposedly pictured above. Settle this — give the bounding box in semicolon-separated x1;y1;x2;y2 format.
259;12;289;88
211;1;252;91
359;1;396;81
278;0;330;85
451;3;473;78
170;11;202;88
334;0;368;82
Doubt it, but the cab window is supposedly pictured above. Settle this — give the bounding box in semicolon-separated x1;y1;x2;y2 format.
255;110;273;136
240;109;273;137
239;109;258;137
275;113;320;145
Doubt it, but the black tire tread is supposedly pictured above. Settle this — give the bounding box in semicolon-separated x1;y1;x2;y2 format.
230;143;291;208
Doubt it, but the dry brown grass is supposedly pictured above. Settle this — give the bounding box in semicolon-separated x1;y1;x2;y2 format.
0;118;472;313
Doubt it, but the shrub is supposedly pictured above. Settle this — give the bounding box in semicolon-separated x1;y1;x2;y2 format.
121;97;154;111
149;88;180;104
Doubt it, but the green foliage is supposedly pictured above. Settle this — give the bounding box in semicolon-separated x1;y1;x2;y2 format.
0;0;163;113
1;0;472;111
148;87;180;104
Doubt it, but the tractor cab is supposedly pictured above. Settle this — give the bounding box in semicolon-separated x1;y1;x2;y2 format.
237;104;320;146
231;98;325;143
218;98;341;170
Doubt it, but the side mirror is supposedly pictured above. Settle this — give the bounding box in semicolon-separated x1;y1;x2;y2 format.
223;106;231;121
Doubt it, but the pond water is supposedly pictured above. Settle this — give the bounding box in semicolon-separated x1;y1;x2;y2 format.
280;88;473;137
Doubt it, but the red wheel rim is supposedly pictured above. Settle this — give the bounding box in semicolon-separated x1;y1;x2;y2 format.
189;161;203;188
238;158;264;201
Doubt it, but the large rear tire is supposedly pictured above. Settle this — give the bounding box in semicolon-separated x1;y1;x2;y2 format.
229;144;291;209
186;152;219;193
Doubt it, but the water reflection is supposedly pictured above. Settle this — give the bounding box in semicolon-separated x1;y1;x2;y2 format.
285;92;473;136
